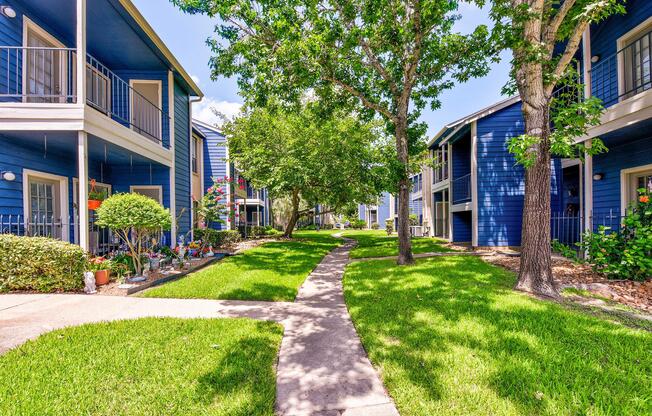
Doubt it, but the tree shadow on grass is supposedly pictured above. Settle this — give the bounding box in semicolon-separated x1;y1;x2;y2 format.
344;256;652;415
193;321;281;415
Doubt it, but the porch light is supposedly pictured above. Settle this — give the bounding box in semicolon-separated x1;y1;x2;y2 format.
1;171;16;181
593;173;604;181
591;55;600;63
0;6;16;18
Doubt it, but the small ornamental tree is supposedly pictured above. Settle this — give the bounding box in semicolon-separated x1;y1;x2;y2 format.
96;193;172;276
197;177;238;228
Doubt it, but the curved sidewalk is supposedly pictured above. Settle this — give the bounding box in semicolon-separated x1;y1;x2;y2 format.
0;237;398;416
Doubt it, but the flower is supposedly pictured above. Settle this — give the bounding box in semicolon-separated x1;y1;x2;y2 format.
640;195;650;203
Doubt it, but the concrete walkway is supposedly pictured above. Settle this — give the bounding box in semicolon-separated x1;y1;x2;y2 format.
0;238;398;416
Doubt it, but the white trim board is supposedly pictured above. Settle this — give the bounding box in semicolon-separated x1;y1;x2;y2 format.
620;163;652;214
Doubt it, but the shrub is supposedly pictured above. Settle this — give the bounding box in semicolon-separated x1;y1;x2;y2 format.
580;191;652;281
409;214;419;226
322;224;334;230
551;239;579;262
371;222;380;230
96;193;171;276
350;219;366;229
194;228;241;247
0;235;86;292
250;226;267;238
385;219;394;235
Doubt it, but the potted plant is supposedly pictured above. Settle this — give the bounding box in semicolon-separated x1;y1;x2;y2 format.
89;257;111;286
88;189;107;211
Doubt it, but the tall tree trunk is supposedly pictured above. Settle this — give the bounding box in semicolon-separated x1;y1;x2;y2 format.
395;114;414;265
516;100;559;298
283;189;300;238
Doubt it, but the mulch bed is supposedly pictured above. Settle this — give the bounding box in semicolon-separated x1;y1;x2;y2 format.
483;255;652;314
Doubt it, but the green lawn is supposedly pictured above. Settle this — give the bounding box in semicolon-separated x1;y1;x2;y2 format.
0;318;282;415
142;231;340;301
343;256;652;416
342;229;452;258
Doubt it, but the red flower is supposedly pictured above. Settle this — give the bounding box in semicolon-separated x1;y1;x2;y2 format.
640;195;650;203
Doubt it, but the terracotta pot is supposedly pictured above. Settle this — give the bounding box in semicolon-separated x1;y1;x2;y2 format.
95;269;110;286
88;199;102;210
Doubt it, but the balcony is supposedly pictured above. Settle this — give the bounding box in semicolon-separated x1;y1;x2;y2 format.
452;173;471;204
0;46;169;147
590;28;652;107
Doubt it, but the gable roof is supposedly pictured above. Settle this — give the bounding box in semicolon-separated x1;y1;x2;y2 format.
428;95;520;148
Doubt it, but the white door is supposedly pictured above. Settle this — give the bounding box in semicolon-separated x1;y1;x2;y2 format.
25;24;66;103
131;81;162;141
27;178;61;238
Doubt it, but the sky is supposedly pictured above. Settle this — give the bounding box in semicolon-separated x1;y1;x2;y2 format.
132;0;513;138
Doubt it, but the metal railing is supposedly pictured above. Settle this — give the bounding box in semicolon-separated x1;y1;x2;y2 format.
452;173;471;204
591;28;652;107
86;54;170;146
0;46;77;102
0;213;165;255
550;209;625;247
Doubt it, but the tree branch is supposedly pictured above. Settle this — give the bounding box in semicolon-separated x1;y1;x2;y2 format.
323;75;396;121
546;19;588;96
543;0;577;53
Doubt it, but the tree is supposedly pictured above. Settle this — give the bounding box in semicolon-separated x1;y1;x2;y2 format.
490;0;624;297
223;105;385;237
171;0;493;264
96;193;172;276
197;176;238;228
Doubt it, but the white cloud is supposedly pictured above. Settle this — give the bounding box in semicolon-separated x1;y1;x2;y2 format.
192;97;243;127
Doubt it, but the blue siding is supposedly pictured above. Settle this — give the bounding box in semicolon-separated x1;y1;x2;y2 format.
593;136;652;219
358;204;366;221
196;121;229;230
174;82;191;238
409;197;423;223
377;192;392;229
452;211;472;242
588;0;652;106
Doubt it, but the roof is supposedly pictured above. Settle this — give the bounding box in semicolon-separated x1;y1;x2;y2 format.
192;119;224;135
428;95;520;148
120;0;203;97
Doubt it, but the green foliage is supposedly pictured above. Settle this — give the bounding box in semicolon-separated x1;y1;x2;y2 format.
0;235;86;292
250;225;280;238
349;219;367;230
408;214;419;226
194;229;242;248
371;222;380;230
96;193;171;275
385;219;394;235
551;239;580;262
580;191;652;281
197;177;232;227
88;188;107;201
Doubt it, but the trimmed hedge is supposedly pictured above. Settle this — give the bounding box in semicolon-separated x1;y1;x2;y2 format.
194;229;242;247
0;235;86;292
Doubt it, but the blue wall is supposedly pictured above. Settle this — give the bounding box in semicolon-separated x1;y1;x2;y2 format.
588;0;652;106
174;81;191;238
196;121;229;230
452;211;471;242
377;192;392;229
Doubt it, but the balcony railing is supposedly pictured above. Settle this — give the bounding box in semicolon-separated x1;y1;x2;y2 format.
0;46;169;146
591;28;652;107
452;173;471;204
0;46;77;102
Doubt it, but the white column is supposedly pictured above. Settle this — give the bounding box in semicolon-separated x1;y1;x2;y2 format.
75;0;86;106
447;142;453;241
471;122;479;247
168;71;177;246
78;131;89;251
584;139;593;232
582;27;592;99
422;154;433;237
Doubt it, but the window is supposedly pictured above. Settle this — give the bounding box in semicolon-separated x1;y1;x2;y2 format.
23;170;68;240
130;80;162;141
433;146;449;184
621;165;652;214
619;20;652;100
130;186;163;204
192;136;200;174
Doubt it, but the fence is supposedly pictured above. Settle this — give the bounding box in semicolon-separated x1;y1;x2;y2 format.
0;214;165;255
550;210;625;247
452;174;471;204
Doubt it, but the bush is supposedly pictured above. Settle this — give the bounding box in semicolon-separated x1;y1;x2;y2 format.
385;219;394;235
350;219;366;229
0;235;86;292
194;228;242;247
580;192;652;280
371;222;380;230
322;224;334;230
409;214;419;226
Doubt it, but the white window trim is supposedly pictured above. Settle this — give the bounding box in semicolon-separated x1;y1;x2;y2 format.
72;178;112;244
22;16;67;104
616;16;652;102
129;79;163;141
620;163;652;214
130;185;163;205
22;169;70;242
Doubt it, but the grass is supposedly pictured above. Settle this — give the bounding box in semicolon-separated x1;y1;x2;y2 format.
0;317;282;415
343;256;652;416
142;231;340;301
342;229;453;258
